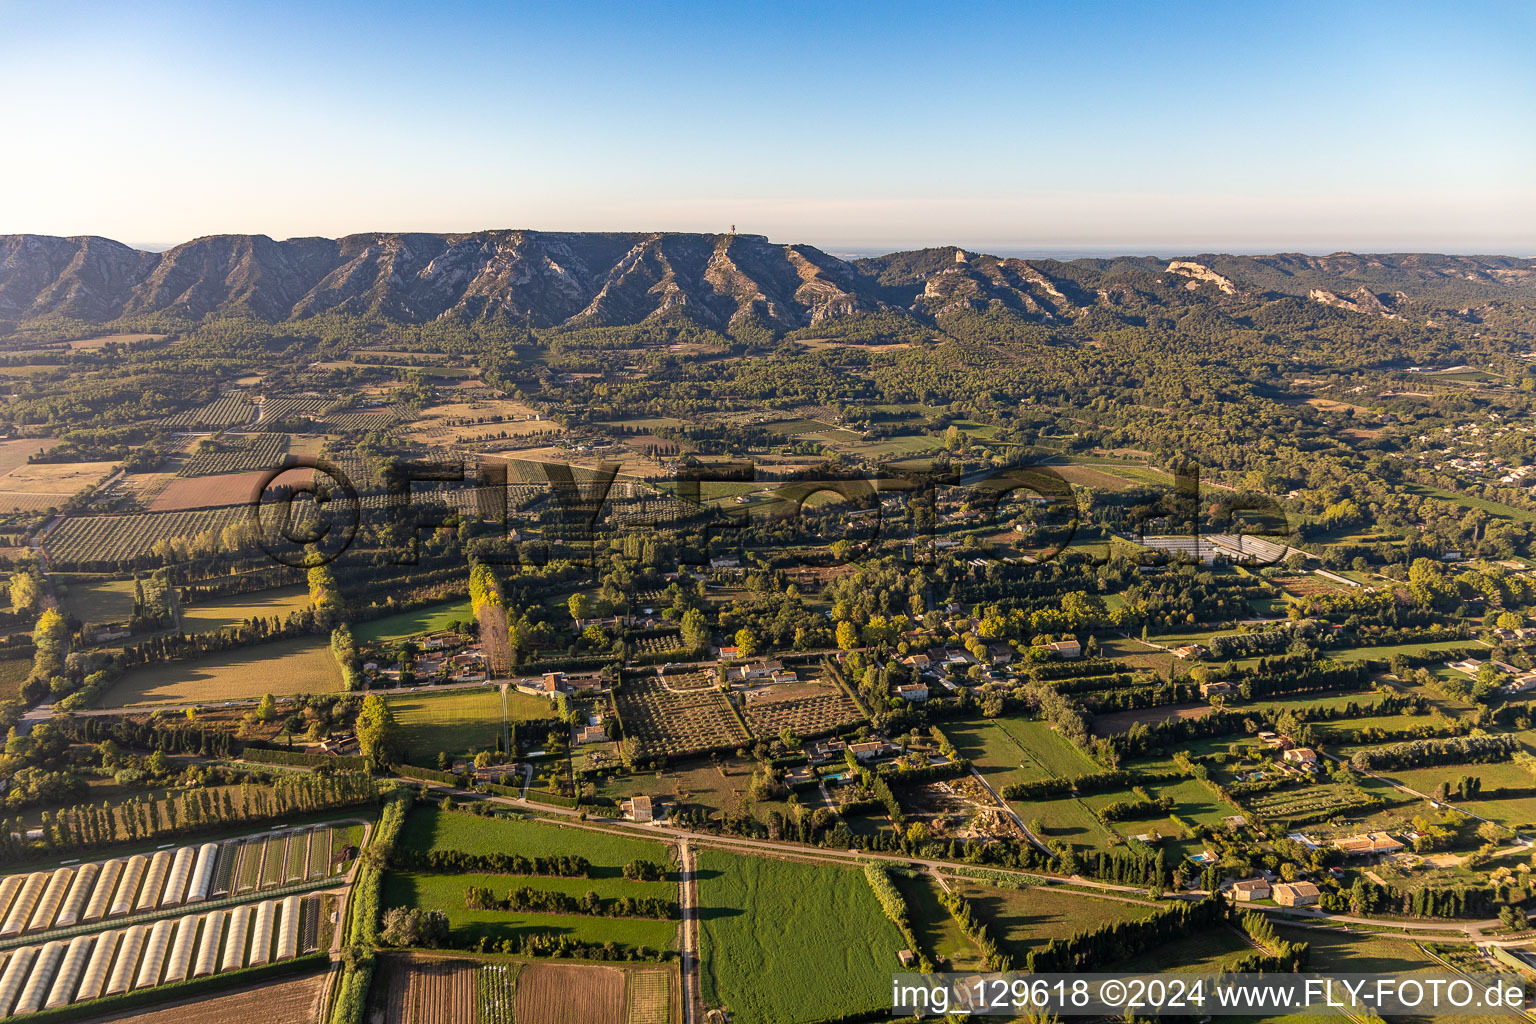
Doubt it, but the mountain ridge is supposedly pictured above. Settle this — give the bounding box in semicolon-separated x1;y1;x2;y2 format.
3;230;1533;329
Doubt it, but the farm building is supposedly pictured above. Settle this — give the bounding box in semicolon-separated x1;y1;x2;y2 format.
161;846;196;907
134;917;176;988
26;868;74;933
162;913;201;983
188;842;221;902
0;945;37;1016
249;899;276;965
1335;832;1406;856
194;910;227;977
1231;878;1270;902
1272;881;1320;907
44;933;95;1009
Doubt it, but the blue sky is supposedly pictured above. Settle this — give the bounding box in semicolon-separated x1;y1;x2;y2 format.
2;1;1533;253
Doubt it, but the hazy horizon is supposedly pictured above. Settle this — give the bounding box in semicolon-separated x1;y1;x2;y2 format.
5;2;1532;251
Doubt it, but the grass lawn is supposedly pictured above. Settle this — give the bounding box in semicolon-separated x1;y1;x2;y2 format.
697;850;904;1024
588;759;764;822
356;598;474;643
58;574;138;626
942;718;1052;793
957;883;1154;959
1009;795;1118;848
386;687;552;763
992;717;1101;777
179;584;313;633
99;636;344;706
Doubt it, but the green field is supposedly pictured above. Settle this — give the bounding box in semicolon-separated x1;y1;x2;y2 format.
386;687;553;763
891;870;982;970
941;718;1053;793
697;850;904;1024
383;871;679;949
100;635;345;705
356;598;474;643
386;807;680;951
1110;927;1255;972
992;717;1101;777
179;584;313;633
58;574;137;626
957;883;1154;959
398;805;673;869
1404;484;1536;524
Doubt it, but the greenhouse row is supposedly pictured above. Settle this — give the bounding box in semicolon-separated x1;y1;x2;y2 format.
0;843;220;940
0;824;348;940
0;895;318;1018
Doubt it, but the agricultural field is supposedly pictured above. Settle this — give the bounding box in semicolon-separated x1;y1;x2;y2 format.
890;870;984;970
93;969;330;1024
44;506;250;566
1109;926;1255;972
403;399;553;444
738;679;863;738
0;459;115;511
57;573;138;626
0;656;30;701
179;434;293;476
387;687;553;763
0;438;59;475
147;470;270;511
944;717;1054;793
160;394;258;428
398;806;671;867
375;957;479;1024
356;598;474;643
955;882;1156;960
516;962;626;1024
98;636;345;705
696;850;903;1024
614;670;750;762
179;584;315;633
384;870;677;950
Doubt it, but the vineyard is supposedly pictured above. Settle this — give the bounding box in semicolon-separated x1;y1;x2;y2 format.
614;671;749;762
179;435;291;476
45;507;249;565
742;688;863;739
1241;782;1377;824
633;631;686;657
159;395;258;428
